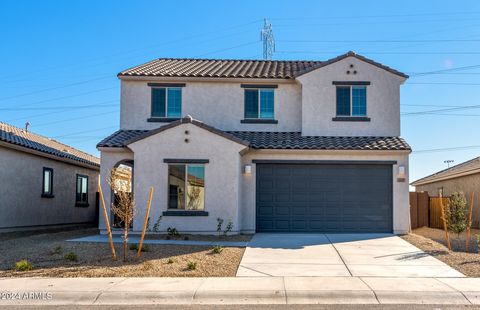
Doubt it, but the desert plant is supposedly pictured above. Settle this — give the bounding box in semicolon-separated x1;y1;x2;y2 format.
187;261;197;270
64;252;78;262
216;218;224;236
444;192;469;249
167;258;175;264
167;227;180;237
13;260;33;271
130;243;150;252
50;245;62;255
152;215;162;233
212;245;223;254
107;167;136;262
224;219;233;236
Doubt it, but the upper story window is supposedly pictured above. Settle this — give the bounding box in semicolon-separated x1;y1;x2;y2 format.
336;86;367;117
241;84;278;123
147;83;185;121
42;167;54;198
151;87;182;118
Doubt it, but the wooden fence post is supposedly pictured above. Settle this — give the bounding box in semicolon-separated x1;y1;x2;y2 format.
439;193;452;251
466;192;475;253
98;180;117;260
138;187;154;257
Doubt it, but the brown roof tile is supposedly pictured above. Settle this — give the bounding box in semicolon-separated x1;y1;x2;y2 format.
1;122;100;167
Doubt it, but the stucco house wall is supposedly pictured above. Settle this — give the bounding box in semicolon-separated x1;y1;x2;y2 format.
0;146;99;231
415;174;480;227
126;123;247;233
120;79;302;132
297;56;405;137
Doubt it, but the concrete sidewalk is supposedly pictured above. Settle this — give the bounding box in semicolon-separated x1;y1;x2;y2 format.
1;277;480;306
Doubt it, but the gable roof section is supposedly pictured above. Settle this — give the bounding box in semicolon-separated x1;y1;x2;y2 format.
411;156;480;186
117;51;408;79
1;122;100;168
120;116;250;147
98;128;411;151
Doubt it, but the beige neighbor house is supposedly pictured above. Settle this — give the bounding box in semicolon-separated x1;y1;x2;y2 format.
0;122;100;232
412;156;480;227
97;51;411;235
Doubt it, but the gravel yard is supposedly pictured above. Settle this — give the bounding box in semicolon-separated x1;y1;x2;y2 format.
0;229;246;278
401;227;480;277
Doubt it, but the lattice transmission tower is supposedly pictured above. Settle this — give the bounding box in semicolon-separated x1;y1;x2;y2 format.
260;18;275;60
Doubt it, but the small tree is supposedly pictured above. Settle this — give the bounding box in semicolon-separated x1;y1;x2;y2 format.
107;167;136;262
444;191;469;250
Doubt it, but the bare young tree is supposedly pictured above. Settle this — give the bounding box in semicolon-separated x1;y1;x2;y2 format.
107;167;135;262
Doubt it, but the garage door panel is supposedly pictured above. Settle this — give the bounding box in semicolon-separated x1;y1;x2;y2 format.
256;163;393;233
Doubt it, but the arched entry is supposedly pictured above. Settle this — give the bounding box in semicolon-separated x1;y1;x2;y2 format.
111;160;134;229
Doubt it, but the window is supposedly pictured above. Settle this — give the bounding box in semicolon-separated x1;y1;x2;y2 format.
168;164;205;211
76;174;89;205
151;87;182;118
42;167;53;197
244;88;274;119
336;86;367;116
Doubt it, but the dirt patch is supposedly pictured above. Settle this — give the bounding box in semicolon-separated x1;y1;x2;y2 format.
146;233;252;242
0;229;244;278
401;227;480;277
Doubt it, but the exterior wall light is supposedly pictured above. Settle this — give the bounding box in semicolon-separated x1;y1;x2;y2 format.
244;164;252;174
397;165;406;182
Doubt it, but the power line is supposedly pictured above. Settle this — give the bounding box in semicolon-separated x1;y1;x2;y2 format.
0;102;117;111
406;82;480;86
410;64;480;76
412;145;480;154
277;39;480;43
271;11;480;21
276;50;480;55
0;76;112;102
50;125;117;139
195;41;259;57
402;104;480;116
32;110;118;129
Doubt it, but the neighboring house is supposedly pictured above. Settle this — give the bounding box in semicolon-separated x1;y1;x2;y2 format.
411;156;480;227
97;51;411;234
0;122;100;232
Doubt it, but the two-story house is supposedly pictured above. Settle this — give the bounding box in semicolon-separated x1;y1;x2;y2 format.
97;51;411;234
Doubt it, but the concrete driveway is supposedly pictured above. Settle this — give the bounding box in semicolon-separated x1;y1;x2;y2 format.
236;233;464;277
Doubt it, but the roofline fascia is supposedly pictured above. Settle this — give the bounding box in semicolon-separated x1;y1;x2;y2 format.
248;148;411;156
0;141;100;171
117;75;296;84
97;146;133;153
411;167;480;186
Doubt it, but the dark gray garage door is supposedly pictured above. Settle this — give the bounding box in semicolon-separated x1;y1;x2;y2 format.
256;163;393;233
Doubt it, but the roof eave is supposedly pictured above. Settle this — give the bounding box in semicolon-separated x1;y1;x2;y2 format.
411;167;480;186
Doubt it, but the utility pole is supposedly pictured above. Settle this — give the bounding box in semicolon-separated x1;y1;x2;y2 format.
260;18;275;60
444;160;454;168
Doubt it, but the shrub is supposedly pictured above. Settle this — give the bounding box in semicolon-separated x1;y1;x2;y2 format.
129;244;150;252
217;218;224;236
51;245;62;255
64;252;78;262
212;245;223;254
445;192;469;235
152;216;162;233
187;261;197;270
167;227;180;237
224;220;233;236
14;260;33;271
167;258;175;264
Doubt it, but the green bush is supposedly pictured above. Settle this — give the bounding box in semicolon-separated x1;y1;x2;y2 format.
187;261;197;270
167;227;180;237
64;252;78;262
167;258;175;264
130;243;150;252
212;245;223;254
14;260;33;271
51;245;62;255
445;192;469;235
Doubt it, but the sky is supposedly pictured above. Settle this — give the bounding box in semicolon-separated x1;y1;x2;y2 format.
1;0;480;184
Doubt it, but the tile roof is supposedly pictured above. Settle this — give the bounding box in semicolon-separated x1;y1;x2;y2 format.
411;156;480;186
118;51;408;79
98;129;410;151
1;122;100;168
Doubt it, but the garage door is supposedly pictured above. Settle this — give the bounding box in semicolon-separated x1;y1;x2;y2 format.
256;163;393;233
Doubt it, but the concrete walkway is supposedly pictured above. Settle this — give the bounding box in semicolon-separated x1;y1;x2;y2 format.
237;233;463;277
68;235;248;247
1;276;479;305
